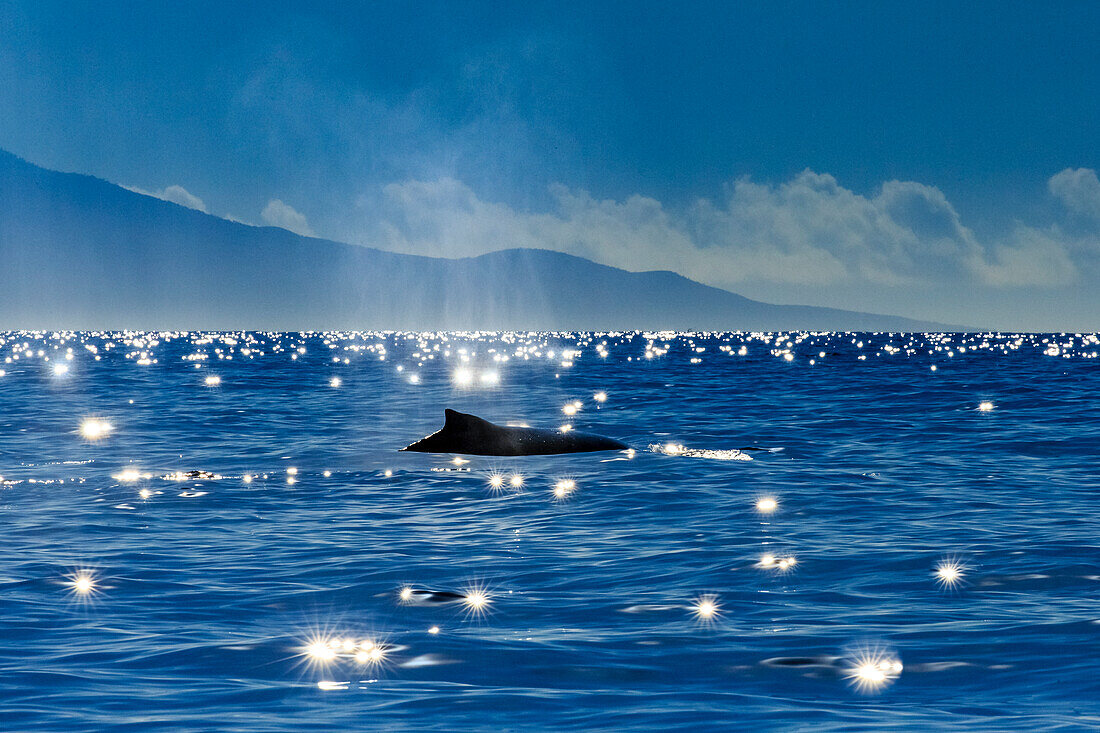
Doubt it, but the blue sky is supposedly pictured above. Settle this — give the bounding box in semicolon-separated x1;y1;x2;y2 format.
1;1;1099;329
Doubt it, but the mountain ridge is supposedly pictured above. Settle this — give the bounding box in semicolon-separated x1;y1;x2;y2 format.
0;149;962;331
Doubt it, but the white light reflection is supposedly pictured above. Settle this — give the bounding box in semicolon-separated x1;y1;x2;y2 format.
300;633;392;672
933;558;967;590
114;468;142;483
80;418;113;441
64;569;102;602
844;647;903;693
461;584;493;619
757;553;798;572
690;594;721;624
755;497;778;514
552;478;576;501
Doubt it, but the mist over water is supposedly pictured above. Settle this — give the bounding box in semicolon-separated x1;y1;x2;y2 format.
1;330;1098;730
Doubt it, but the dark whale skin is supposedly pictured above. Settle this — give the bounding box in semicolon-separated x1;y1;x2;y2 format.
401;409;629;456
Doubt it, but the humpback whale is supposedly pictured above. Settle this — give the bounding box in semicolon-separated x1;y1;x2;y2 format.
401;409;629;456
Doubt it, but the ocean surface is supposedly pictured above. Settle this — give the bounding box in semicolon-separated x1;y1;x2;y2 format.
1;330;1099;731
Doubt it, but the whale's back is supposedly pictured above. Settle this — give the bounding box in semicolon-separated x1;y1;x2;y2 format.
401;409;628;456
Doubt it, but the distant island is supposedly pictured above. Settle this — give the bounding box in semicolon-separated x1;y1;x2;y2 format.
0;150;958;332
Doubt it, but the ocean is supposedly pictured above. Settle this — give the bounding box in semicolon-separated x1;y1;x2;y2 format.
1;330;1098;731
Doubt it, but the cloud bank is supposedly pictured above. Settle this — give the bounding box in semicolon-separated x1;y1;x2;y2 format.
361;169;1098;297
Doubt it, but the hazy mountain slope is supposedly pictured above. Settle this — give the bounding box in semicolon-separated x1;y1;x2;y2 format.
0;150;955;331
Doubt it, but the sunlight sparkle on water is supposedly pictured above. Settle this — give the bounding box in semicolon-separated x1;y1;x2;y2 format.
757;553;797;571
304;639;337;665
553;478;576;500
329;377;342;388
80;418;113;441
690;594;721;623
509;473;525;489
65;570;99;599
845;649;903;693
934;558;967;590
461;585;492;617
204;375;221;386
978;400;994;412
115;468;142;483
756;497;778;514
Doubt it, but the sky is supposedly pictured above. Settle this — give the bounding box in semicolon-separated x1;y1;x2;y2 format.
1;1;1098;330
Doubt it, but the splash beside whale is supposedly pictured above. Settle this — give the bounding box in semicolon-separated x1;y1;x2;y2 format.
401;409;629;456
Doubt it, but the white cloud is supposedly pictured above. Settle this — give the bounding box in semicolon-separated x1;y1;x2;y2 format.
222;213;254;226
158;185;208;213
364;169;1093;292
1048;168;1100;221
972;225;1080;287
125;184;207;213
261;199;314;237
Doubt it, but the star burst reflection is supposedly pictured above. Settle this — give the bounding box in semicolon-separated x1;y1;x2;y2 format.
301;634;391;671
460;584;493;619
63;568;103;604
843;647;903;693
933;557;968;591
689;594;721;625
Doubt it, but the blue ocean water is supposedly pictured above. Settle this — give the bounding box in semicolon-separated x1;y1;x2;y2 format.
1;331;1099;731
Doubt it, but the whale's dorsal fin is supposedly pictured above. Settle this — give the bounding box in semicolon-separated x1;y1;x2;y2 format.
444;409;493;432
